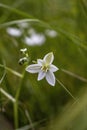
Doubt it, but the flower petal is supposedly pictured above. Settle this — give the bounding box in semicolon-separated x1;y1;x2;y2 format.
43;52;54;65
38;71;46;80
46;71;55;86
37;59;43;65
50;64;59;72
26;64;41;73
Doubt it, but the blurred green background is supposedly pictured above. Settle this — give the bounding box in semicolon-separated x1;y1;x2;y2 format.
0;0;87;130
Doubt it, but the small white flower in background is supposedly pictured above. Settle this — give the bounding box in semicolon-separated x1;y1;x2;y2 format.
26;52;59;86
45;29;58;38
6;27;22;37
20;48;27;53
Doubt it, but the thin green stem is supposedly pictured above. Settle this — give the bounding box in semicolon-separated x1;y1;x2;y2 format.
0;64;23;78
14;70;25;129
0;88;16;103
0;63;23;128
61;69;87;83
25;109;35;130
56;78;76;101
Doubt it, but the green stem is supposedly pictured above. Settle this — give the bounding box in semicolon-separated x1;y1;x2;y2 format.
14;100;18;128
0;64;23;78
0;88;16;103
56;78;76;101
14;70;25;129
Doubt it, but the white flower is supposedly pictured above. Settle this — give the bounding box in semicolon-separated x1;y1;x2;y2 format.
20;48;27;53
26;52;59;86
6;27;22;37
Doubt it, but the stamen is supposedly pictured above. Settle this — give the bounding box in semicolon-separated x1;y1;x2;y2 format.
41;65;49;72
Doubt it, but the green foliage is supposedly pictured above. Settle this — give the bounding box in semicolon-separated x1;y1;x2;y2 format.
0;0;87;130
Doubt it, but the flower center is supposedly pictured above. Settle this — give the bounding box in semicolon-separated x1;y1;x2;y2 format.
41;65;49;72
